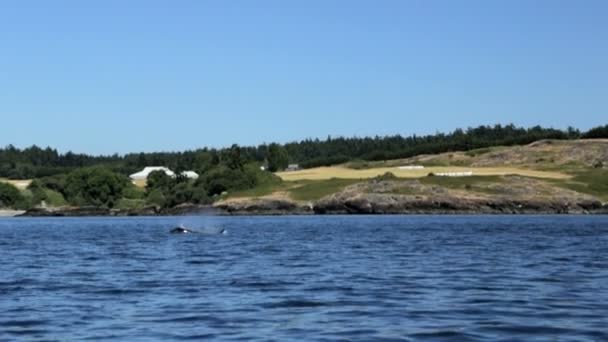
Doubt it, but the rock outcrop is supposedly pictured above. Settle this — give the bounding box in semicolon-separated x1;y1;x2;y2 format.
214;198;313;215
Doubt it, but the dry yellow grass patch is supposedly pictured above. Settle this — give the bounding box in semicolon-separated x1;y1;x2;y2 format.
276;166;570;181
132;179;147;188
0;178;32;190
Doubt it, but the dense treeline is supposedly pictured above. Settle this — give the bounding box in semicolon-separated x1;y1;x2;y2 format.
0;147;280;210
582;124;608;139
1;124;606;179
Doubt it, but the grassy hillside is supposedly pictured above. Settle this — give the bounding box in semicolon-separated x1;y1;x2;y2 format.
223;139;607;204
275;166;569;181
346;139;607;171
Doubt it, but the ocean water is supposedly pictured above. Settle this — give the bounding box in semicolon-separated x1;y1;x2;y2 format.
0;215;607;341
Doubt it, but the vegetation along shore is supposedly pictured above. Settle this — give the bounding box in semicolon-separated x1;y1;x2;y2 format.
1;124;607;216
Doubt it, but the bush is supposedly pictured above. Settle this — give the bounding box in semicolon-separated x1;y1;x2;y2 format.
373;172;398;181
146;170;175;193
0;183;24;208
64;167;130;208
35;174;67;194
122;184;145;199
146;189;166;207
198;166;257;196
43;189;67;207
165;182;194;207
191;183;211;204
115;198;147;210
27;179;47;205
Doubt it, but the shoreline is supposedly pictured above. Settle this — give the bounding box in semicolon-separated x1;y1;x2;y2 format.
0;210;26;217
5;203;608;217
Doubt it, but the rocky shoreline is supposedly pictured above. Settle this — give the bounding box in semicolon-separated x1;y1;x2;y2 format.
10;197;608;217
8;178;608;217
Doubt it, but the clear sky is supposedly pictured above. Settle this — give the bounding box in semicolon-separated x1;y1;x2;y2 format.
1;0;606;154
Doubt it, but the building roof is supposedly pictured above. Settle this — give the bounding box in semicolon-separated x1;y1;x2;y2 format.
181;171;199;179
129;166;175;180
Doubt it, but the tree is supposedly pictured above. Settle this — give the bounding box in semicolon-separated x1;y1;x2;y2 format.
583;125;608;139
0;183;23;208
146;170;175;193
267;143;289;172
165;182;193;207
197;165;257;196
223;144;243;170
146;189;166;208
64;167;130;207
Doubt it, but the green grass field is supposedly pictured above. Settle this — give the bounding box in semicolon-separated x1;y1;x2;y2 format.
288;178;361;201
547;169;608;201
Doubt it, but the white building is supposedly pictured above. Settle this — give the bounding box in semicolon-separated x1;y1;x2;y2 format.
130;167;200;181
180;171;199;179
129;167;175;180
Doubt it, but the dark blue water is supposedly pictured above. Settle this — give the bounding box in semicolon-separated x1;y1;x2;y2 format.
1;216;607;341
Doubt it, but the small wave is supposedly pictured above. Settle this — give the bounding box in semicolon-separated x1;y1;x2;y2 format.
480;324;578;335
408;330;483;341
2;329;50;336
86;288;147;296
261;299;328;309
185;259;217;265
0;319;49;327
322;328;379;337
146;315;225;326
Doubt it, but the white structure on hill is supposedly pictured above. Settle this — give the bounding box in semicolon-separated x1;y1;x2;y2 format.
398;165;425;170
434;171;473;177
129;167;199;181
130;167;175;180
180;171;199;179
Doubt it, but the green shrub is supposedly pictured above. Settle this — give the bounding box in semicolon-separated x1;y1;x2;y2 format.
146;189;166;207
373;172;398;181
198;166;257;196
35;174;67;194
146;170;175;193
115;198;147;210
0;183;24;208
43;189;67;207
122;184;145;199
64;167;130;208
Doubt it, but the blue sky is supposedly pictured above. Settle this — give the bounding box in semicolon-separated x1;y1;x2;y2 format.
1;0;606;154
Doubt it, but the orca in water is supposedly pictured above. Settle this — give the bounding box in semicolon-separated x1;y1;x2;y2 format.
170;225;226;235
170;226;194;234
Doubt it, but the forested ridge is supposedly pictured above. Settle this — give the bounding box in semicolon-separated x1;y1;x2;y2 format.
2;124;606;179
